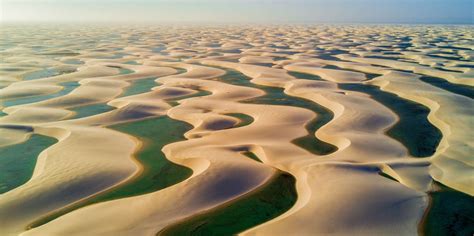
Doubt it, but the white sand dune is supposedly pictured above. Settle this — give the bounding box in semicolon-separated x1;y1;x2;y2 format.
193;60;428;235
338;54;474;86
0;25;471;236
370;71;474;195
284;62;368;82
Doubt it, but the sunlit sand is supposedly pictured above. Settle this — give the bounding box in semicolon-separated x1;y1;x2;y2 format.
0;25;472;236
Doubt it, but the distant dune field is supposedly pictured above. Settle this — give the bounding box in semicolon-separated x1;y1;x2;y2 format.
0;25;472;236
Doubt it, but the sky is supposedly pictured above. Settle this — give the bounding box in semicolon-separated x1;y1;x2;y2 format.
1;0;473;24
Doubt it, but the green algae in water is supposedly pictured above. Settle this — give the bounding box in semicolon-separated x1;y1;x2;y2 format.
3;81;80;107
69;76;161;119
118;67;187;98
245;63;274;67
105;66;134;75
63;59;84;65
0;134;57;194
166;90;212;107
29;81;210;228
70;77;161;119
124;60;140;65
273;56;289;61
378;171;399;182
40;52;80;57
377;68;473;99
100;53;128;59
427;54;465;61
288;71;325;81
119;77;159;98
23;68;77;81
316;49;346;61
23;68;60;81
152;45;167;53
28;116;193;229
1;67;27;72
242;152;262;163
292;117;337;155
323;65;380;80
70;103;115;119
423;182;474;236
225;113;254;128
246;84;337;155
158;171;297;236
339;83;442;157
108;117;194;193
219;69;337;155
119;68;134;75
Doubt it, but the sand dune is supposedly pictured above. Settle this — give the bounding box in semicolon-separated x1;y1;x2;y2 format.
371;71;473;195
0;25;472;236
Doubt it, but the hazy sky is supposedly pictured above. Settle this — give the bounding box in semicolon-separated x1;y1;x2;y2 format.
1;0;473;24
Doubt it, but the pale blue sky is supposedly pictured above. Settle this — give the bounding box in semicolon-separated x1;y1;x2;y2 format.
1;0;473;24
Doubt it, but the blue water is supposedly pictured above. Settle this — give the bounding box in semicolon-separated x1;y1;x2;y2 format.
23;68;60;81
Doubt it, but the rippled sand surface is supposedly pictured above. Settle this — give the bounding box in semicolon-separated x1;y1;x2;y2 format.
0;25;472;236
